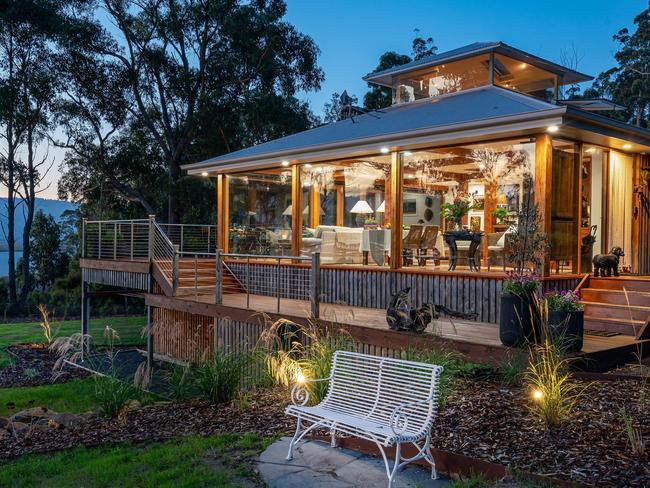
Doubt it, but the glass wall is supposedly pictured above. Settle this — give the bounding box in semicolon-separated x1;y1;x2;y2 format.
551;140;580;274
393;54;491;103
580;146;606;271
228;169;293;255
300;156;391;265
493;54;556;100
401;139;535;270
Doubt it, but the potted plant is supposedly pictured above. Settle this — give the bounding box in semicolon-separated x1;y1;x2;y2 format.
493;207;509;224
364;217;378;229
500;271;541;346
499;177;549;347
544;290;584;352
442;192;474;231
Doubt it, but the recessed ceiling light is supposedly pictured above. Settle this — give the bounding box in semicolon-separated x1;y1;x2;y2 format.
201;172;209;177
380;147;390;154
547;125;559;133
585;148;596;153
304;163;312;168
623;143;632;149
404;151;413;156
281;160;290;166
520;63;527;69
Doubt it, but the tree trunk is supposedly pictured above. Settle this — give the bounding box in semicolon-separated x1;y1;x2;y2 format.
20;125;36;305
167;156;181;224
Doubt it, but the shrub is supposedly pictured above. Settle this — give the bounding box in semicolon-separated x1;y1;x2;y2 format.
545;290;583;312
620;406;645;456
499;351;526;387
194;350;250;404
525;340;589;428
94;375;139;418
166;363;195;401
502;271;541;296
260;318;352;404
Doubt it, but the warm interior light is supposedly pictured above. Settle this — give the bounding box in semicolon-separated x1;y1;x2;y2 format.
304;163;312;168
532;389;543;400
547;125;559;133
520;63;528;69
380;147;390;154
585;147;596;153
201;172;209;177
350;200;374;214
296;372;306;385
623;143;632;149
376;201;385;213
281;160;290;166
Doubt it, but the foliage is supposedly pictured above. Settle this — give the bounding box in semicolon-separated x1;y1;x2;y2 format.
588;6;650;127
28;210;69;291
441;192;475;225
0;434;269;488
194;350;251;404
499;351;527;387
502;271;541;297
545;290;584;312
165;363;195;401
506;176;548;273
620;406;646;456
261;318;352;404
525;340;589;428
322;91;359;124
493;207;509;221
0;379;99;417
93;375;141;419
37;303;54;344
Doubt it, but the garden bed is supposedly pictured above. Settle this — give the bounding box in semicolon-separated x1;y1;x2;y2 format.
0;387;292;459
431;378;649;487
0;345;90;388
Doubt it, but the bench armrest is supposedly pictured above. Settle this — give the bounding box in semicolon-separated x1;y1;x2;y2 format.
290;377;331;406
389;397;434;436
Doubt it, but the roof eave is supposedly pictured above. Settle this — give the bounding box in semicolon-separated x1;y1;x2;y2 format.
184;107;567;174
563;106;650;146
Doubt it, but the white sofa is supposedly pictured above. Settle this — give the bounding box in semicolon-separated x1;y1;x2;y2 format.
301;225;363;264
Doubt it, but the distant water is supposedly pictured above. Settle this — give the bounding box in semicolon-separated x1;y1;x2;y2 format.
0;251;23;278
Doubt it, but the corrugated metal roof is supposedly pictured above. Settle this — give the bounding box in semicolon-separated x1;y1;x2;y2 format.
184;86;561;171
363;41;593;87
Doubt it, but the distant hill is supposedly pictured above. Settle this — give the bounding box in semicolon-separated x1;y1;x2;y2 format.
0;198;77;251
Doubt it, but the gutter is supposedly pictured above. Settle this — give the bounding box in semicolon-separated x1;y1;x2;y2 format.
183;106;566;174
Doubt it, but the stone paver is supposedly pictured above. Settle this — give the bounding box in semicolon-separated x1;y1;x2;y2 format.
258;437;449;487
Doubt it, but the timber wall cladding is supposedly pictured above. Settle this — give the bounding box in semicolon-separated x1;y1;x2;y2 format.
228;264;581;323
82;268;149;290
153;308;214;363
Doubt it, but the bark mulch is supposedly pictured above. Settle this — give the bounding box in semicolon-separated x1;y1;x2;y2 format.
0;388;293;459
0;345;90;388
432;378;650;487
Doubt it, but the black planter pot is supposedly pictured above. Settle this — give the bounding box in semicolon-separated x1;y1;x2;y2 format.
546;310;584;352
499;293;538;347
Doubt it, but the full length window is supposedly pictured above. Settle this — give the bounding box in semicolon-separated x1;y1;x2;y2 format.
401;139;535;271
300;156;391;265
228;169;293;255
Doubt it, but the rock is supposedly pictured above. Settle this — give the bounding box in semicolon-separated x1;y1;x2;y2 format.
124;400;141;411
11;407;57;424
79;412;97;421
7;421;28;435
0;428;9;440
0;416;9;429
53;412;84;428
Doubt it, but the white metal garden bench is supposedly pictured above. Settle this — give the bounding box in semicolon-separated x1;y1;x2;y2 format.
285;350;443;487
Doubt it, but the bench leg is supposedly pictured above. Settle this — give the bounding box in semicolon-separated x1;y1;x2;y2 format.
388;442;401;488
286;416;302;461
330;425;337;447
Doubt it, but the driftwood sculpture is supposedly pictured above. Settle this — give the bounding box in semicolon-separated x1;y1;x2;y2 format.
593;246;625;277
386;287;478;333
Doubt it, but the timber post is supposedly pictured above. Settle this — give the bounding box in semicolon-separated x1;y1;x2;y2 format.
311;252;321;319
215;249;223;305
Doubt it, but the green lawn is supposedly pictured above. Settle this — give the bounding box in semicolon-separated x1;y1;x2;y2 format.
0;316;146;368
0;379;99;416
0;434;269;488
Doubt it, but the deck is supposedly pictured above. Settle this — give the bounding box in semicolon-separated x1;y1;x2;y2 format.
158;291;646;371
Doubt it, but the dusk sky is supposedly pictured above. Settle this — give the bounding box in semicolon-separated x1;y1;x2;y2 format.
27;1;650;199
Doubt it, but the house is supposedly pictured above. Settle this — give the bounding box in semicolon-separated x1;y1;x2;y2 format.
80;42;650;368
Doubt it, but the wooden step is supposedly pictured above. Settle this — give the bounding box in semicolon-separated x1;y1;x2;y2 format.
584;315;646;335
581;288;650;307
589;276;650;292
583;301;650;322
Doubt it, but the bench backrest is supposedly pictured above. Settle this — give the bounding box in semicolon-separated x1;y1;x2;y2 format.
322;351;443;435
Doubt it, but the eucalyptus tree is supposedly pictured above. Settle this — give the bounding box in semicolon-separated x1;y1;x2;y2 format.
59;0;323;222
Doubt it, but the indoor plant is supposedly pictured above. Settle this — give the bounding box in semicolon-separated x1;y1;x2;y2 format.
544;290;584;352
442;193;474;230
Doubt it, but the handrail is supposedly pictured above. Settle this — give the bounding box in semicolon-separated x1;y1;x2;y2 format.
222;252;311;261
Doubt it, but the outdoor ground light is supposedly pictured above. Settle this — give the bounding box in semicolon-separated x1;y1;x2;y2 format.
532;389;544;401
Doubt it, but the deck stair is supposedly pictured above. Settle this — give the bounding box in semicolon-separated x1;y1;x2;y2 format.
173;258;246;298
582;276;650;336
